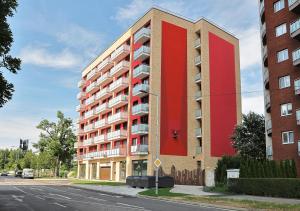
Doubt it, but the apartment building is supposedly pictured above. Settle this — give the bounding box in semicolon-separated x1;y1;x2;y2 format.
259;0;300;175
75;8;241;185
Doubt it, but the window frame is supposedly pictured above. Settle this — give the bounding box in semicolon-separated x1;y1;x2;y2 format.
275;23;287;37
279;75;291;89
282;131;294;144
274;0;285;13
281;103;293;116
277;49;289;63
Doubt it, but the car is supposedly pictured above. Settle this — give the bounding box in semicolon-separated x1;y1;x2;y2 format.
0;172;8;176
15;170;22;177
22;168;34;179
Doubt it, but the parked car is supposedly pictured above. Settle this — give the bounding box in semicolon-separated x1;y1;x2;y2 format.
15;170;22;177
0;172;8;176
22;168;34;179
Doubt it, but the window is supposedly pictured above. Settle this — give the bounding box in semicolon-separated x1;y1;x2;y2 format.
279;75;290;89
277;49;289;62
295;79;300;92
274;0;285;12
282;131;294;144
281;103;292;116
275;23;287;37
296;110;300;122
132;160;147;176
132;138;137;146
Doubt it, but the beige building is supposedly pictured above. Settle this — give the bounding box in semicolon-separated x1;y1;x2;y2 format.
75;7;241;185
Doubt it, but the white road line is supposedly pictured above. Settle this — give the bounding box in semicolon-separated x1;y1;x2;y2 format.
116;202;145;209
49;193;71;200
14;186;27;194
53;202;67;208
30;187;43;191
12;195;24;202
87;196;106;202
34;195;45;200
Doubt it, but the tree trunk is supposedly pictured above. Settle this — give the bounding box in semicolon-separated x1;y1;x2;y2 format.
55;157;60;177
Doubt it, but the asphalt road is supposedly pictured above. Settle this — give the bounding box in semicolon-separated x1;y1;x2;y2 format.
0;176;235;211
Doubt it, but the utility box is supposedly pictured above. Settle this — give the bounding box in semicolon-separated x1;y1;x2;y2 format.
226;169;240;179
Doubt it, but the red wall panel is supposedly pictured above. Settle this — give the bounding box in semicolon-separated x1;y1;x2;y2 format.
209;32;237;157
160;21;187;156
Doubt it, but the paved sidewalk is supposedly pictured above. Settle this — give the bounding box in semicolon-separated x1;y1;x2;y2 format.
170;185;220;196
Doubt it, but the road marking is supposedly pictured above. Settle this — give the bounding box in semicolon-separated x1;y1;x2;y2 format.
87;196;106;202
12;195;24;202
34;195;45;200
14;186;27;194
49;193;71;200
30;187;43;191
52;202;67;208
116;202;145;209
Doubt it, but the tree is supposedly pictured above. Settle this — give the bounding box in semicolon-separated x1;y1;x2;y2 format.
34;111;76;177
0;0;21;107
231;112;266;160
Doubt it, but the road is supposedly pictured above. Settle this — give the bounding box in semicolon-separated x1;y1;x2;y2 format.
0;176;235;211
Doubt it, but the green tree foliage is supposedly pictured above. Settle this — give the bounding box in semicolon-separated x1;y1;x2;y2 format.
215;156;241;184
0;0;21;107
34;111;76;176
231;112;266;160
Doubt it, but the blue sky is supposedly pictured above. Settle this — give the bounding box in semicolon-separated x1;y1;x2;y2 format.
0;0;263;149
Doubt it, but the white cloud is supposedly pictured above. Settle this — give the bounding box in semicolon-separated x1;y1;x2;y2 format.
242;94;264;115
19;45;82;69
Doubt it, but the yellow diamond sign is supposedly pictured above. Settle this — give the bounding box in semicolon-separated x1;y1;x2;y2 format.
154;159;161;168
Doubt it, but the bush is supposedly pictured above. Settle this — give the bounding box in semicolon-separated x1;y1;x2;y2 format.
215;156;241;184
228;178;300;198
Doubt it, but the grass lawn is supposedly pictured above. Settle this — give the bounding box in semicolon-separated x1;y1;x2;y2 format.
139;188;300;210
70;179;125;186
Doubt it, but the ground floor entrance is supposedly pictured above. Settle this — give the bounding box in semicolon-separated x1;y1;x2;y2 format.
100;167;111;180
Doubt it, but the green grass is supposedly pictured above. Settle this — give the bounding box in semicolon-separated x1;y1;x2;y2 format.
70;179;125;186
139;188;188;197
203;184;229;194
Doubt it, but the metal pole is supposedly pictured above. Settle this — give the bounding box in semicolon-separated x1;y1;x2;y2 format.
155;94;159;195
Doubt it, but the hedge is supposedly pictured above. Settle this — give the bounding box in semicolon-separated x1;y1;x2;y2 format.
228;178;300;198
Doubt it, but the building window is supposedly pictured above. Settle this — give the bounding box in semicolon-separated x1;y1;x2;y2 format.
277;49;289;63
274;0;285;12
279;75;290;89
281;103;292;116
275;23;287;37
132;138;137;146
296;110;300;123
132;160;147;176
282;131;294;144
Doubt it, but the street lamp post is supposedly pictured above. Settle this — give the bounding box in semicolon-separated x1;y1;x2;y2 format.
141;90;160;195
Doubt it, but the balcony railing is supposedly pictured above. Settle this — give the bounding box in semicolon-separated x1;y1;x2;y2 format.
195;73;201;83
133;64;150;79
95;87;111;100
195;38;201;49
78;80;85;88
109;77;129;92
290;18;300;38
110;61;130;77
74;142;83;149
261;22;266;38
75;128;84;136
84;109;95;119
134;46;150;61
87;69;97;80
111;44;130;62
86;82;98;93
97;57;113;72
196;109;202;119
76;104;84;112
264;68;269;88
132;103;149;116
131;124;149;135
134;27;151;44
84;123;95;132
83;138;95;146
195;128;202;138
132;83;149;97
108;95;128;108
195;91;202;101
266;120;272;136
107;112;128;124
293;48;300;66
195;55;201;66
95;103;110;114
77;92;85;100
85;95;96;106
265;94;271;112
85;148;126;159
107;130;127;141
288;0;300;11
262;46;268;62
97;72;112;86
131;145;148;155
94;134;107;143
94;118;108;129
260;0;265;16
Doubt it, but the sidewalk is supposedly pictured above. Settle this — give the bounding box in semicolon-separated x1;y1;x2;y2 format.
170;185;220;196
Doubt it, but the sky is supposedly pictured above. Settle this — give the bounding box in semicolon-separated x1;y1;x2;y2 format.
0;0;264;149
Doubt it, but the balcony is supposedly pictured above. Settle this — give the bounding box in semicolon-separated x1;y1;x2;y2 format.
94;134;107;144
296;110;300;125
292;48;300;66
264;68;269;89
132;83;149;97
261;22;266;39
111;44;130;63
85;95;96;106
295;79;300;95
195;109;202;119
94;118;108;129
74;142;83;149
78;80;85;88
108;94;128;108
83;138;95;146
134;46;150;61
290;18;300;39
84;109;95;119
86;82;98;94
95;103;110;114
195;55;201;66
134;27;151;44
109;77;129;93
266;120;272;136
76;104;84;112
76;128;84;136
131;144;148;155
288;0;300;12
87;68;100;81
107;130;127;141
76;116;85;123
262;46;268;65
195;73;201;83
265;94;271;113
84;123;95;133
132;103;149;116
195;128;202;138
195;38;201;49
97;57;113;72
97;72;112;87
110;61;130;77
95;87;111;100
133;64;150;79
132;124;149;135
260;0;265;20
77;92;85;100
195;91;202;101
107;112;128;124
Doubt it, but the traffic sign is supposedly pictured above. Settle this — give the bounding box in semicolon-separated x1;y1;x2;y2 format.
154;159;161;168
